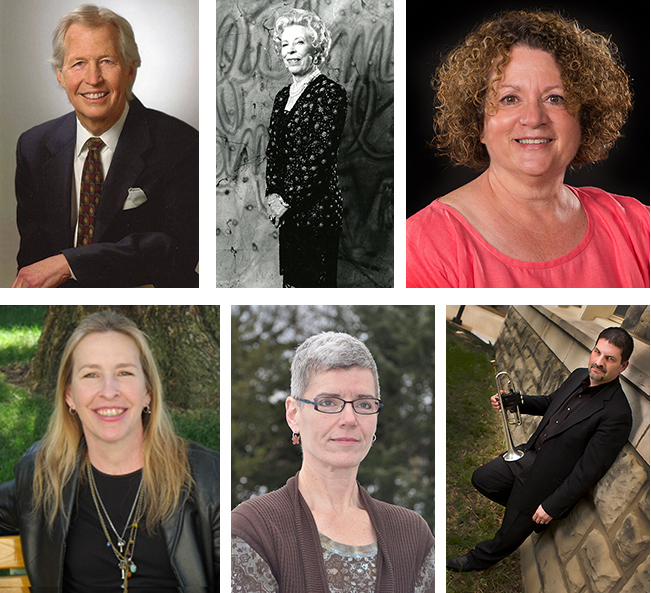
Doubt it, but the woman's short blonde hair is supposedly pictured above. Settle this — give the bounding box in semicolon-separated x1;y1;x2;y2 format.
272;8;332;65
432;10;632;170
34;310;192;529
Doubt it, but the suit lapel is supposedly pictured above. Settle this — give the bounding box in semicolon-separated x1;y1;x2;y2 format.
549;379;619;439
530;373;621;447
42;113;76;248
527;371;585;447
95;98;151;241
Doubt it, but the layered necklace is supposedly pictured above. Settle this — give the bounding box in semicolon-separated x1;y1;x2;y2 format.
289;67;321;98
87;463;145;592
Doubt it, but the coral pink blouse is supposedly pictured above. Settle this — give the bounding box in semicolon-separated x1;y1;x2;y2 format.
406;186;650;288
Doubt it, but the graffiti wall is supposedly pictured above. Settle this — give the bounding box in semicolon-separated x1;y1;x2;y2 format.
216;0;394;287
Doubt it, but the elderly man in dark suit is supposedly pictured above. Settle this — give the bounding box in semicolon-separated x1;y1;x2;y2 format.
447;326;634;572
12;5;198;288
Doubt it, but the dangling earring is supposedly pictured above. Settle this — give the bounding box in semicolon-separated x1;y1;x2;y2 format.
292;432;300;445
68;406;77;416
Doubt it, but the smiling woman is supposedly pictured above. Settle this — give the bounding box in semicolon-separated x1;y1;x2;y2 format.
264;9;348;287
481;47;582;183
406;10;650;288
0;311;219;592
64;331;151;471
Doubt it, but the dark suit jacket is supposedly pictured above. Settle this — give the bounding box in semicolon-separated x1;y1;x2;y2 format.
15;97;198;287
515;368;632;519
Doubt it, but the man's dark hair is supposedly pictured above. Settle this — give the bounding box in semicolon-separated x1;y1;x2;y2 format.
597;327;634;363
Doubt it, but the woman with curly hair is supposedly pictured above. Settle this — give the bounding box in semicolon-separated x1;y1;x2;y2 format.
265;8;348;287
407;10;649;287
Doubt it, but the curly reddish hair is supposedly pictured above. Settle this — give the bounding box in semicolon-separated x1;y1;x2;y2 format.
432;11;632;170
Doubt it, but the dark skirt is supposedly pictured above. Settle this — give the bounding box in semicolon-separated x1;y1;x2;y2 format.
279;222;340;288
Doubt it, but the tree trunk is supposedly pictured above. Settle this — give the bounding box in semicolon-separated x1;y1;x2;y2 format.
29;306;219;409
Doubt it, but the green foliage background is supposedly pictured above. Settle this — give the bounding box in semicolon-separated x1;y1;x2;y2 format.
0;306;50;482
231;305;435;530
0;306;219;484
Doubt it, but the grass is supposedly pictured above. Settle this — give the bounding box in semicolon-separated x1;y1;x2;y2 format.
0;327;42;366
0;381;52;482
0;306;219;485
0;307;50;481
446;322;524;593
0;306;46;367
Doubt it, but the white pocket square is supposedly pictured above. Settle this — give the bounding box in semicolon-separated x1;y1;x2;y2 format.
123;187;148;210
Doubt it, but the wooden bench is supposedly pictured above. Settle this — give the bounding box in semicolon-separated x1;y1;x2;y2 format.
0;536;30;591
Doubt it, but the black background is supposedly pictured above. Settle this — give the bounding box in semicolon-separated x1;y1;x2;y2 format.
406;2;650;217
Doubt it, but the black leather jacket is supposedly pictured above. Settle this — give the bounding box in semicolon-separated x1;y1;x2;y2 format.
0;440;219;592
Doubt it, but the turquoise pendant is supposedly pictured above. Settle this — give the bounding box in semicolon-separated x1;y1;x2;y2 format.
130;562;137;574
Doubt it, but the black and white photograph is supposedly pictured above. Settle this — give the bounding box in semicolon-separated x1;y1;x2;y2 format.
217;0;394;288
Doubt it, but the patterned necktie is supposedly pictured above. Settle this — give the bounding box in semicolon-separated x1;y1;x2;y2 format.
77;137;104;246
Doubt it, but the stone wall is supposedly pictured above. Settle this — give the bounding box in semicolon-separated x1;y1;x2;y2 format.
622;306;651;344
216;0;394;287
494;306;650;593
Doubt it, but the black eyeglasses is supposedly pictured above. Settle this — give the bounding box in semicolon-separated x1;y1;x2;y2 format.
297;396;383;415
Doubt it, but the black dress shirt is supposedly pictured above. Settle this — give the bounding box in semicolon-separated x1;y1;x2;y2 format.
533;376;611;451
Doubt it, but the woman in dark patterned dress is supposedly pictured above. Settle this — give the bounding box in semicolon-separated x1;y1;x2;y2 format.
266;9;347;287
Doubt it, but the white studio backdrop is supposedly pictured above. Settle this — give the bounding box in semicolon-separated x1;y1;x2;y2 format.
0;0;199;288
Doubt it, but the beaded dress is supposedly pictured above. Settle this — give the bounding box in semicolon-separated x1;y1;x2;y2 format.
266;74;347;287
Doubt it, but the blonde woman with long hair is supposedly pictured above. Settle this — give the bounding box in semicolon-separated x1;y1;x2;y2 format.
0;311;219;592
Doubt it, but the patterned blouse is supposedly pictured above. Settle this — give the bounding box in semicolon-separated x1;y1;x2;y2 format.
231;534;435;592
265;74;347;286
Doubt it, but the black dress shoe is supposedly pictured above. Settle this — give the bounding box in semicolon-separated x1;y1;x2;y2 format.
446;554;474;572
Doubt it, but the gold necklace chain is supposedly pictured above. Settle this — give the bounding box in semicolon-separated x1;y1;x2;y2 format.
86;463;145;592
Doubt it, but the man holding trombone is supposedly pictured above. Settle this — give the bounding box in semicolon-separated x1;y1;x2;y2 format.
446;327;634;572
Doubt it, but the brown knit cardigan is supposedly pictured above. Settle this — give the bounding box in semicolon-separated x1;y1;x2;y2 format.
232;474;434;593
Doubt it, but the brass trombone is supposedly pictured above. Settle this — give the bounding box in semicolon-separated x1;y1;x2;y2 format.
491;360;524;462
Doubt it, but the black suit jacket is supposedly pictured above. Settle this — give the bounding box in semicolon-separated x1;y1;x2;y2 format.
15;97;198;287
515;368;632;519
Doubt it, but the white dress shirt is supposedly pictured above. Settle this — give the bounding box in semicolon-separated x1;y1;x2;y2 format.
71;102;130;245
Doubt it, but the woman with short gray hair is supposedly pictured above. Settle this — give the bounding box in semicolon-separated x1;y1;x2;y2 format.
232;332;435;592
